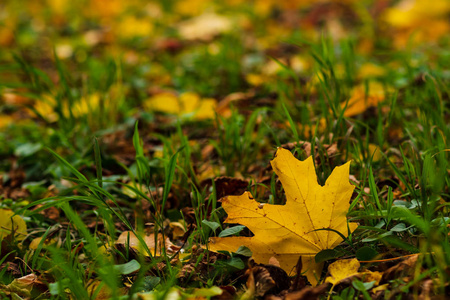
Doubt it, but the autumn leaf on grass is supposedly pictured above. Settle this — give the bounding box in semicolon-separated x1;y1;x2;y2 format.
177;12;232;41
0;273;37;298
144;91;217;120
208;148;358;285
341;82;391;117
325;258;382;295
0;209;27;242
115;231;180;256
383;0;450;48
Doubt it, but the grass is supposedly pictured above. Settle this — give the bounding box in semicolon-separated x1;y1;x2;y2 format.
0;0;449;299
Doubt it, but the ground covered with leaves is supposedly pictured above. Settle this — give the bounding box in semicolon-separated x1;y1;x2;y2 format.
0;0;449;299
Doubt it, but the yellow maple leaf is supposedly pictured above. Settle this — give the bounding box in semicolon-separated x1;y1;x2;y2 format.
208;148;357;285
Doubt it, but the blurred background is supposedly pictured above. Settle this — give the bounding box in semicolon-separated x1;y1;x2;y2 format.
0;0;449;132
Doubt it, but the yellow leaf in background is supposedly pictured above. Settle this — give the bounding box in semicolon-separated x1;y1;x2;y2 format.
31;95;59;122
29;236;59;250
384;0;450;27
357;63;386;79
367;144;382;162
208;148;357;285
47;0;68;15
179;92;200;113
363;270;382;285
87;0;123;19
174;0;211;16
116;231;179;256
296;118;327;139
31;93;103;121
383;0;450;47
0;115;14;129
246;73;266;86
194;98;216;120
144;92;217;120
116;16;153;39
55;43;73;59
260;56;309;78
346;144;382;163
145;93;180;114
71;93;101;118
326;258;382;287
0;209;27;242
342;82;389;117
177;13;232;41
325;258;360;285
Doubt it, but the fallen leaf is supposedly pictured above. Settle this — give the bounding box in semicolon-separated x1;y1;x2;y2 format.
293;118;327;139
167;221;186;240
177;12;232;41
116;231;180;256
29;236;59;250
325;258;360;285
208;148;358;285
245;264;290;297
2;273;37;298
346;143;382;163
341;83;389;117
115;15;153;39
86;279;128;300
381;254;419;282
383;0;450;47
357;63;386;79
144;91;217;120
326;258;382;292
0;209;27;242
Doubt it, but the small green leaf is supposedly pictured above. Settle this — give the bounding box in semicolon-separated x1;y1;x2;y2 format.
14;143;42;157
226;257;245;270
219;225;245;237
356;246;378;261
391;206;429;234
114;259;141;275
235;246;252;257
202;220;220;232
352;279;375;291
315;249;340;263
390;223;408;232
141;276;161;292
